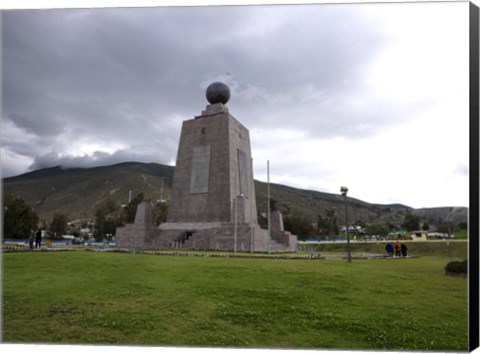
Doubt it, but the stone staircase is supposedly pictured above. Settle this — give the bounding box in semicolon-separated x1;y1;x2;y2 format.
175;226;293;253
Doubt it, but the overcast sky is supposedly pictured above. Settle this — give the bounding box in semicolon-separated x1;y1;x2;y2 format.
1;1;471;208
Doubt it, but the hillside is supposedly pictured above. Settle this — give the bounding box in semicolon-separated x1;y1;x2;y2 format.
254;181;413;227
411;207;469;226
3;162;174;221
3;162;468;226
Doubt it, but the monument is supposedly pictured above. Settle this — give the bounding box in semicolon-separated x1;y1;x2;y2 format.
116;82;297;252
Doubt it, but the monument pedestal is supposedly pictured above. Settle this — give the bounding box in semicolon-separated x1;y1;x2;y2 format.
116;201;157;248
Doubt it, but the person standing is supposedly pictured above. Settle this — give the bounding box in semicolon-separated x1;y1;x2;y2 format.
385;242;394;257
401;242;408;257
35;228;42;249
394;241;402;257
29;230;35;250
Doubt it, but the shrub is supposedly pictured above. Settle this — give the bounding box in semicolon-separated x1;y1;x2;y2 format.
444;260;467;275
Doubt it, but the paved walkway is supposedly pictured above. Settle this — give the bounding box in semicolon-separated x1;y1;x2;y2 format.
2;244;405;260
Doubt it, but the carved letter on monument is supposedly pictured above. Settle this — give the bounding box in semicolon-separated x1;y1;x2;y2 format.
190;146;211;194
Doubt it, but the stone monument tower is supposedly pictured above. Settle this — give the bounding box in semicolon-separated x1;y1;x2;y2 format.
166;82;256;226
117;82;297;252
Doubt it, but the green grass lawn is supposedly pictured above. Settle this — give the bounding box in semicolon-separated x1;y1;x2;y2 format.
2;251;468;351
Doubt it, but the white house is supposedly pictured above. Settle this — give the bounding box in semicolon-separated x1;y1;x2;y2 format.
409;231;451;241
409;231;428;241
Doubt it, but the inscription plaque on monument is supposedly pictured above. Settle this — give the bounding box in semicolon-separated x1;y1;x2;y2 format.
237;149;248;196
190;145;211;194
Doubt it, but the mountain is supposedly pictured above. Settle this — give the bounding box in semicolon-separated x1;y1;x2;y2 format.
411;207;469;226
3;162;174;221
254;181;413;227
2;162;467;226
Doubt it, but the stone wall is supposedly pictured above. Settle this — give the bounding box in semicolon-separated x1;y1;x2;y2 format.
157;222;296;252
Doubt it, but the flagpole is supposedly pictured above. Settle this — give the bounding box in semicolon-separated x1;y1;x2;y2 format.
267;160;271;254
250;158;254;253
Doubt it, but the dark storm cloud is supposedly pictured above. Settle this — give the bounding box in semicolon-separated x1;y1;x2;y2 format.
7;112;66;136
2;4;393;177
28;147;173;171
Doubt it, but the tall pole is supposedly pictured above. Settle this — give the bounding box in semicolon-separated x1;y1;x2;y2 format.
341;186;352;263
250;158;254;253
160;178;164;203
267;160;271;254
234;196;238;253
345;193;351;262
250;203;253;253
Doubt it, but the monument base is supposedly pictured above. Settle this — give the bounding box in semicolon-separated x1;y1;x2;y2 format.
116;203;297;252
150;222;296;252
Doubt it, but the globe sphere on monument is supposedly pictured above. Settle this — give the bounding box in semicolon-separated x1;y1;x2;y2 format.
206;82;230;105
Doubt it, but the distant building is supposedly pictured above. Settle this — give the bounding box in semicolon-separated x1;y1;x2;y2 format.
340;225;364;233
410;231;428;241
409;231;450;241
427;232;451;239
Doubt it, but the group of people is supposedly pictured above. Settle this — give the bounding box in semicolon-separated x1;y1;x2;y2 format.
385;241;408;257
29;229;43;250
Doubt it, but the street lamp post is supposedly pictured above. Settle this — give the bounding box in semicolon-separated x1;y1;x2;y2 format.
340;186;352;263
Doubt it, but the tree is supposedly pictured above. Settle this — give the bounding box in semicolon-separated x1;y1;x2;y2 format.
317;215;328;236
457;221;468;230
437;223;455;236
364;223;388;239
317;208;339;237
402;212;420;231
153;201;168;225
257;212;268;229
94;198;124;240
269;198;278;212
3;195;39;239
49;213;69;239
386;222;397;234
284;215;316;240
